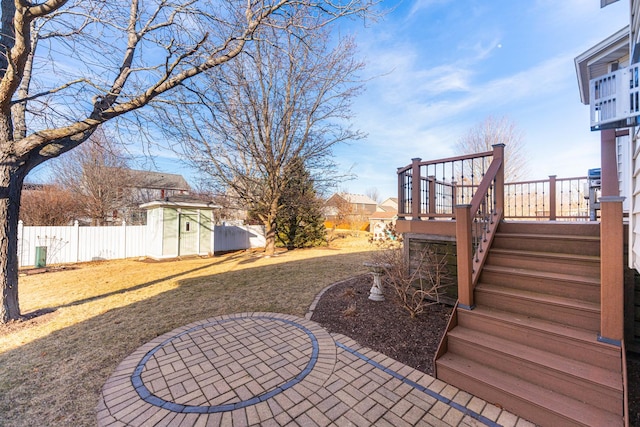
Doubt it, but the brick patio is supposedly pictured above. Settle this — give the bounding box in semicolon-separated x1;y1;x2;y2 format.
97;312;535;426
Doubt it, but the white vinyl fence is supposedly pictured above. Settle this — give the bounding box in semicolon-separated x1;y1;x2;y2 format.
17;220;265;268
213;224;266;253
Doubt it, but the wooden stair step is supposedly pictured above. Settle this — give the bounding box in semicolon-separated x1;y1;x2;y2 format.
497;221;600;237
457;306;621;371
480;264;600;302
476;284;600;313
447;327;623;401
489;248;599;264
475;284;600;330
481;264;599;285
436;353;623;427
495;232;600;242
486;249;600;277
493;232;600;256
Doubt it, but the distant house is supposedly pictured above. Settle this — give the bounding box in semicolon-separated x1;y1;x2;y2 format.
119;170;191;224
324;193;378;229
125;169;190;201
378;197;398;213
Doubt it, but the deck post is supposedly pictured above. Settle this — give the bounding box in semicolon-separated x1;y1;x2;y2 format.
600;129;618;197
455;204;474;310
451;181;458;212
411;158;421;220
549;175;557;221
599;196;624;345
397;167;405;218
428;176;436;219
492;144;505;215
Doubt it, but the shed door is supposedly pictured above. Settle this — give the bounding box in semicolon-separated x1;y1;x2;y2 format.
179;211;199;256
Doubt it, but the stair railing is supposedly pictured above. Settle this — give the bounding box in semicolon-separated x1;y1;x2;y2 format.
455;144;505;310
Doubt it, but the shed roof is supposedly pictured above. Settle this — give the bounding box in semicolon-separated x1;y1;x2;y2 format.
140;195;220;210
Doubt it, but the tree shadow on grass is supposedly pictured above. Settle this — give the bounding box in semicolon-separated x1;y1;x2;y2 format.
18;253;247;320
0;250;372;427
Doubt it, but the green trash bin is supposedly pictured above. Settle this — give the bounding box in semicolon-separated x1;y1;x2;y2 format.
35;246;47;268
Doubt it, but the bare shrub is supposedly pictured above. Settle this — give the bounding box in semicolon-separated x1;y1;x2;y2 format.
342;288;356;298
372;247;450;319
342;303;358;317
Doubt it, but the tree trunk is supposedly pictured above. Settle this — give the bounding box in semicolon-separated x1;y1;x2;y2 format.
264;216;276;256
0;160;26;323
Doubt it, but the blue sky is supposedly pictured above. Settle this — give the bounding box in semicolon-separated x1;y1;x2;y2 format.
29;0;631;201
332;0;630;199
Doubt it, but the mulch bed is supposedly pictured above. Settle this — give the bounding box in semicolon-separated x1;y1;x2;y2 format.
310;274;452;376
628;354;640;426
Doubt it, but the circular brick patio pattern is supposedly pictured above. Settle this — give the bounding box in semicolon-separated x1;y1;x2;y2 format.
97;313;336;425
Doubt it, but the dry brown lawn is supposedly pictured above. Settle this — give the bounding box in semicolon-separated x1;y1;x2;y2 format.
0;233;375;427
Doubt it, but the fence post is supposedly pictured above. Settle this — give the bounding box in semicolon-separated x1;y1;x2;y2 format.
122;220;127;259
428;175;436;219
548;175;557;220
411;158;421;220
492;144;505;215
599;196;624;345
72;220;80;263
455;204;474;310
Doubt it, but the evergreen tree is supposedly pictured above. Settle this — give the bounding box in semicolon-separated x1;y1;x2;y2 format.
276;159;326;249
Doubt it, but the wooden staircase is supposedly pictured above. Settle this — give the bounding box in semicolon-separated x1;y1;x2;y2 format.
435;222;624;427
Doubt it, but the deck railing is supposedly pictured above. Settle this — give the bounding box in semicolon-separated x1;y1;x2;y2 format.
397;149;495;220
504;176;591;220
398;162;593;221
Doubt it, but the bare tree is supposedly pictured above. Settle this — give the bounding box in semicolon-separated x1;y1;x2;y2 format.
171;20;365;255
19;184;79;225
0;0;375;322
52;129;131;225
455;116;530;182
365;187;380;204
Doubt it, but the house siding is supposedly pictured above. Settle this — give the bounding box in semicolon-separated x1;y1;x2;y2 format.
618;133;631;213
631;135;640;270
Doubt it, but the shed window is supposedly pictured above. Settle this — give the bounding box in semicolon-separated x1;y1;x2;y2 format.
185;221;190;232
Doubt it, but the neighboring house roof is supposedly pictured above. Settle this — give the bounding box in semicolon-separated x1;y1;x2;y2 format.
126;169;191;191
376;206;395;213
369;211;397;220
333;193;378;205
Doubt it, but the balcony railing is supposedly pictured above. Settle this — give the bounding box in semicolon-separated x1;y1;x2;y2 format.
590;64;640;129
